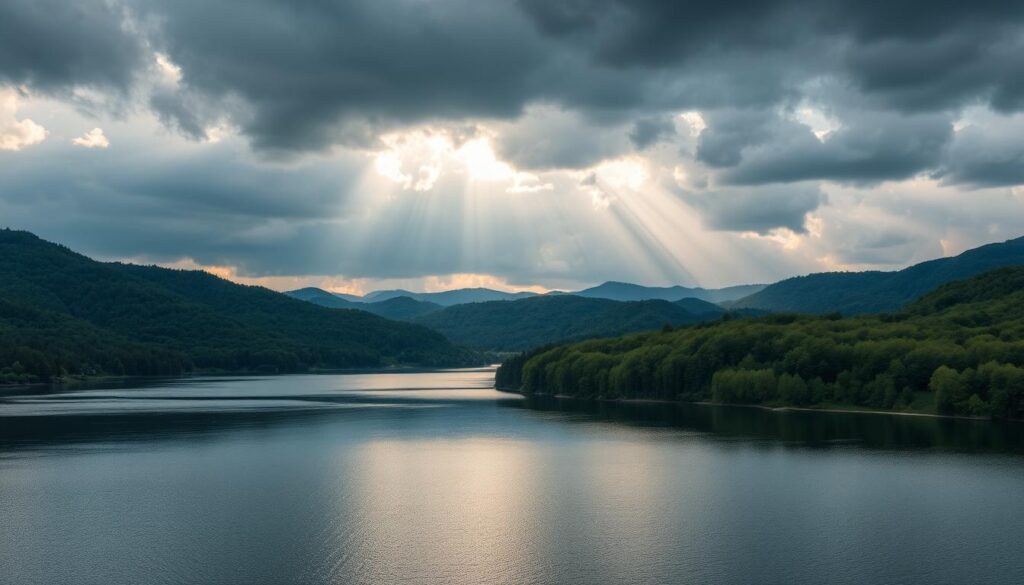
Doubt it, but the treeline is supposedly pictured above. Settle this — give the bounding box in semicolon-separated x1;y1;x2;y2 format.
0;297;190;383
497;267;1024;419
0;229;481;383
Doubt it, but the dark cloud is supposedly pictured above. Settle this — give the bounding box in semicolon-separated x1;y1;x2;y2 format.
0;0;143;94
696;110;780;169
935;118;1024;188
5;0;1022;168
149;89;211;141
139;0;549;152
495;107;631;170
516;0;606;37
629;116;675;149
520;0;1024;113
3;0;1024;288
702;109;953;186
681;184;825;234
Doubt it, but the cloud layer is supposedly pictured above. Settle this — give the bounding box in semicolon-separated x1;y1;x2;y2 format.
1;0;1023;290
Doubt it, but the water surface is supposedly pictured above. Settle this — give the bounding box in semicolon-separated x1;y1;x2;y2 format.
2;369;1022;584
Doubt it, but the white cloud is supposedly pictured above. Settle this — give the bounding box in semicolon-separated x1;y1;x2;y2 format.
72;128;110;149
154;52;183;85
678;111;707;137
0;89;47;151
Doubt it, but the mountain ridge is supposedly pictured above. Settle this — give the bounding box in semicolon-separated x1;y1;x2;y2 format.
0;230;481;382
732;235;1024;314
412;295;727;352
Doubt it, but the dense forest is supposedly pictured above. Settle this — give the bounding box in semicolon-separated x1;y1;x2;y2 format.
731;235;1024;314
414;295;726;351
0;230;481;383
497;267;1024;419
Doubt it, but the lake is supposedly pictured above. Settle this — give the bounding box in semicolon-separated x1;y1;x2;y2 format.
2;368;1023;584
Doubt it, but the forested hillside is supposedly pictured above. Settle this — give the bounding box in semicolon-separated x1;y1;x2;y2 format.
497;267;1024;419
731;235;1024;314
415;295;723;351
0;230;481;383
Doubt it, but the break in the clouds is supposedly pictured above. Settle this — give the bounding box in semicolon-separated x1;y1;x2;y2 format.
1;0;1023;291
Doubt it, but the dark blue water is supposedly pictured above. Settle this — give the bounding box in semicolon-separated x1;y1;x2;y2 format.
1;369;1022;584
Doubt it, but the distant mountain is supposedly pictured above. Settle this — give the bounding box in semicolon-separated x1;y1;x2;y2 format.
732;235;1024;314
288;282;761;310
574;281;765;303
413;295;722;351
0;230;481;382
285;288;442;320
364;287;538;306
287;287;360;309
331;291;366;303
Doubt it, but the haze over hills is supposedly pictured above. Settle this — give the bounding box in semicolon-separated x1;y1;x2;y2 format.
288;285;741;351
412;295;726;352
732;235;1024;314
292;287;540;306
574;282;766;303
364;288;538;306
286;287;442;320
284;235;1024;354
286;281;765;310
0;230;481;383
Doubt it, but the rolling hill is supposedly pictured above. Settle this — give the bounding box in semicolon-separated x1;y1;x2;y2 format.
285;287;442;319
731;235;1024;314
497;266;1024;419
287;281;766;311
0;230;481;383
413;295;722;351
287;287;359;309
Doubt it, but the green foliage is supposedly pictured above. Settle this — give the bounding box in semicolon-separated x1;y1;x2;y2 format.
0;230;481;382
497;266;1024;419
712;369;777;404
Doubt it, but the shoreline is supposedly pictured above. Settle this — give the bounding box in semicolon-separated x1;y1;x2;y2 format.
0;365;500;392
500;388;999;422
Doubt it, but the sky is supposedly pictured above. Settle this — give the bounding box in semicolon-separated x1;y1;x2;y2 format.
2;0;1024;294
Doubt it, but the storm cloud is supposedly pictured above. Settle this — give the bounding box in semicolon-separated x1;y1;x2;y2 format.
1;0;1024;290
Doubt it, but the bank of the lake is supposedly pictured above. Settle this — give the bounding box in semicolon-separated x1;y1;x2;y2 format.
497;385;1003;423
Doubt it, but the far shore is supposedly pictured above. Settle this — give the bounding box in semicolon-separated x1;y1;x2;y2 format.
498;387;1001;422
0;364;499;392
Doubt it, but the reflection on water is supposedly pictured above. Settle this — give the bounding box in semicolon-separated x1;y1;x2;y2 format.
1;369;1023;585
512;394;1024;455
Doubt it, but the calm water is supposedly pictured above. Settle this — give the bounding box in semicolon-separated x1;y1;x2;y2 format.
2;369;1023;585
